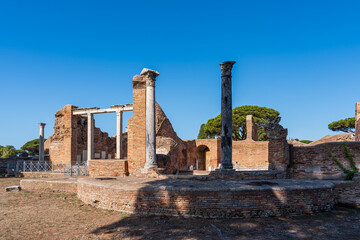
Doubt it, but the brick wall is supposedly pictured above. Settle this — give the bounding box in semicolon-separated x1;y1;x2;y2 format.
77;179;334;218
127;75;146;174
49;105;77;166
290;142;360;179
184;139;268;171
88;159;128;177
332;175;360;207
233;141;268;170
48;105;118;166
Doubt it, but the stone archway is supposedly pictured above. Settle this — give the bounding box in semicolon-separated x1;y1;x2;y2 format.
196;145;210;170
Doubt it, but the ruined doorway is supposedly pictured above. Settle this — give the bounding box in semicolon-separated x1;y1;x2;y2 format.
196;145;210;170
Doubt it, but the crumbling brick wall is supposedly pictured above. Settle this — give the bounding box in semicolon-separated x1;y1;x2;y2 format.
290;142;360;179
48;105;117;166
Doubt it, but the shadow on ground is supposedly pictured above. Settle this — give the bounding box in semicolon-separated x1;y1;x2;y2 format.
90;208;360;240
88;178;360;240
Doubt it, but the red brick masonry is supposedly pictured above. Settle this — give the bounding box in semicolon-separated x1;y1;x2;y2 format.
77;178;335;218
88;159;128;177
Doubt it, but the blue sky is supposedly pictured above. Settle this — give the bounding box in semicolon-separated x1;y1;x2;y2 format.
1;0;360;148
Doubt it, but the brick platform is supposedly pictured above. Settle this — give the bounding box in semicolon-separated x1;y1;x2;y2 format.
77;178;335;218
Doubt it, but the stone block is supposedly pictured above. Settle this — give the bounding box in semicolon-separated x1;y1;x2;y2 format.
6;185;21;192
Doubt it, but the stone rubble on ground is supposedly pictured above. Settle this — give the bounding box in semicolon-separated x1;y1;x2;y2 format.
5;185;21;192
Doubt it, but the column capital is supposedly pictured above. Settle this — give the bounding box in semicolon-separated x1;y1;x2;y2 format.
220;61;236;76
39;123;46;127
140;68;159;87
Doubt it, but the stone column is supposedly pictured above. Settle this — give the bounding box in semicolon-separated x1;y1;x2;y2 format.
38;123;46;162
356;102;360;141
87;113;94;164
116;110;123;159
141;68;159;169
220;61;236;170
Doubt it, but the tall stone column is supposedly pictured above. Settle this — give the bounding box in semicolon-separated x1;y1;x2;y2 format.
141;68;159;169
220;61;236;169
38;123;46;162
87;113;94;164
116;110;123;159
356;102;360;141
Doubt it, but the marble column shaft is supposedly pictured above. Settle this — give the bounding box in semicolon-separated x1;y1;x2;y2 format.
141;68;159;169
220;61;236;169
87;113;94;164
39;123;46;162
116;110;123;159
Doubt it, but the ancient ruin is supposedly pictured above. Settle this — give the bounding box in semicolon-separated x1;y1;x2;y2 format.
20;64;360;219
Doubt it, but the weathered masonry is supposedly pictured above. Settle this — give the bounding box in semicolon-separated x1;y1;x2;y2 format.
44;66;360;180
22;62;360;219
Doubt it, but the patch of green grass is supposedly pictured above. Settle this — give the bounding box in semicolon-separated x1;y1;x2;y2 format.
22;190;33;194
56;193;67;198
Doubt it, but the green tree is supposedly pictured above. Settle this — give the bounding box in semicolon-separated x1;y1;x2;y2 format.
0;145;17;158
21;138;46;155
198;105;281;141
328;117;355;133
197;124;208;139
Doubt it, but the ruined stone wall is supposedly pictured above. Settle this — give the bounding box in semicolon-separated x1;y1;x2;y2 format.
127;75;146;174
265;123;289;172
73;116;116;161
48;105;117;166
48;105;77;166
183;139;268;171
184;139;221;171
290;142;360;179
127;74;188;174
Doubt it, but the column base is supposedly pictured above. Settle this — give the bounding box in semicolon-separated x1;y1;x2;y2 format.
139;168;165;178
214;168;236;175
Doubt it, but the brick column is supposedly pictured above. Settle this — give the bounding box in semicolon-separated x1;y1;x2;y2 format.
38;123;46;162
266;123;289;172
116;110;123;159
87;113;94;164
219;61;236;170
356;102;360;141
141;68;159;169
246;115;258;141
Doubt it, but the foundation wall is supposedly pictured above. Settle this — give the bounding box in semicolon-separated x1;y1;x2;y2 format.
77;180;334;218
332;176;360;207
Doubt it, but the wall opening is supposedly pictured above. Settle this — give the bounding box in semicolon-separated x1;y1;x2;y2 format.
196;145;210;170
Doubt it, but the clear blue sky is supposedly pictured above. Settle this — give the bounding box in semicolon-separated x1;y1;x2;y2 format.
1;0;360;148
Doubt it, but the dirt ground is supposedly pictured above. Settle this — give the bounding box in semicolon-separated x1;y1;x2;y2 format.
1;178;360;240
